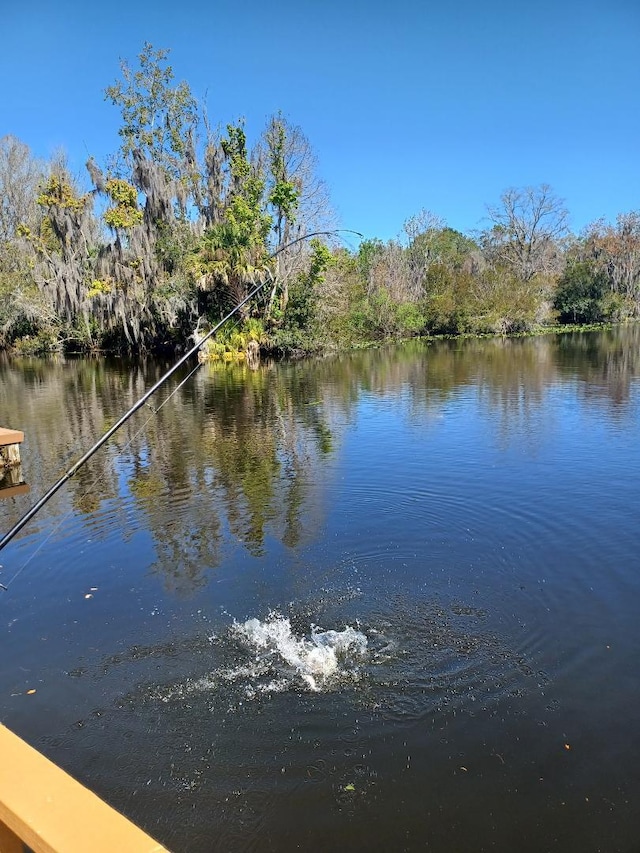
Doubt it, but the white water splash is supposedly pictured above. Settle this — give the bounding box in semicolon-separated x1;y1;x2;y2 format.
151;613;369;705
233;613;368;691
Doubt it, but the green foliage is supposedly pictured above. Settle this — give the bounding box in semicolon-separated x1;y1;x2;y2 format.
269;239;335;353
37;175;88;212
225;184;272;249
554;261;609;324
105;177;138;206
105;42;197;172
103;178;143;230
270;278;317;353
599;291;635;322
87;278;114;297
308;239;333;281
200;318;266;360
223;123;272;248
221;124;251;183
268;180;299;220
263;113;300;239
282;276;315;331
21;216;59;256
193;203;270;290
348;289;428;340
421;262;545;335
357;238;385;278
154;220;197;276
12;328;60;355
395;301;428;334
190;124;272;303
0;262;59;348
471;270;546;334
415;227;478;268
67;314;103;352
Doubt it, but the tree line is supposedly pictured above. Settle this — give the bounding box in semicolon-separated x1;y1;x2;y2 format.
1;43;639;357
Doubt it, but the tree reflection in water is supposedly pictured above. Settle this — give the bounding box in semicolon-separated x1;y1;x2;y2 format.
2;325;640;593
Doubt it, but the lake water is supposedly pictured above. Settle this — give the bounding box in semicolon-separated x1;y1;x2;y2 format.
1;328;640;852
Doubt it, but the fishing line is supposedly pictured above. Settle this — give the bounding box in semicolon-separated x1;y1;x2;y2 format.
0;307;262;590
0;362;200;590
0;229;362;590
146;360;200;415
0;343;245;590
145;311;252;415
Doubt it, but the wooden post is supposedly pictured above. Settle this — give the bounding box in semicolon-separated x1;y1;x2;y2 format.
0;429;24;469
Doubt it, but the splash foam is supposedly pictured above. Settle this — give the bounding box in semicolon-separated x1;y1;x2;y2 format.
233;613;368;691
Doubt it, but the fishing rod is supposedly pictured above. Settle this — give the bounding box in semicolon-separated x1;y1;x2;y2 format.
0;229;362;580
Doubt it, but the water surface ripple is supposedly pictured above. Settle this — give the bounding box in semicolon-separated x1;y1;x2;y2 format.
2;329;640;852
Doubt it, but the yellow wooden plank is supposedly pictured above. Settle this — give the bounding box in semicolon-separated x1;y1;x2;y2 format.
0;725;169;853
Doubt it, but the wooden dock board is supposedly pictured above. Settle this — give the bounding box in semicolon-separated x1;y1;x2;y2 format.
0;428;24;446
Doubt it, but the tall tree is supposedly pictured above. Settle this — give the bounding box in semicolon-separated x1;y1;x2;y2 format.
0;136;44;247
0;136;51;346
104;42;198;180
586;213;640;302
481;184;569;281
256;114;335;318
90;43;203;347
567;213;640;317
192;121;272;316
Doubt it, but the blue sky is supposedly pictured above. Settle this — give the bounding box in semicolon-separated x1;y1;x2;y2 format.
2;0;638;242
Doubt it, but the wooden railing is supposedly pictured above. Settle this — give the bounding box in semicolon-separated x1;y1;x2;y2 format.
0;428;28;502
0;724;169;852
0;429;23;469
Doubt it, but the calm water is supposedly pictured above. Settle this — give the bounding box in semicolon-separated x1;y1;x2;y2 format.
1;329;640;852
